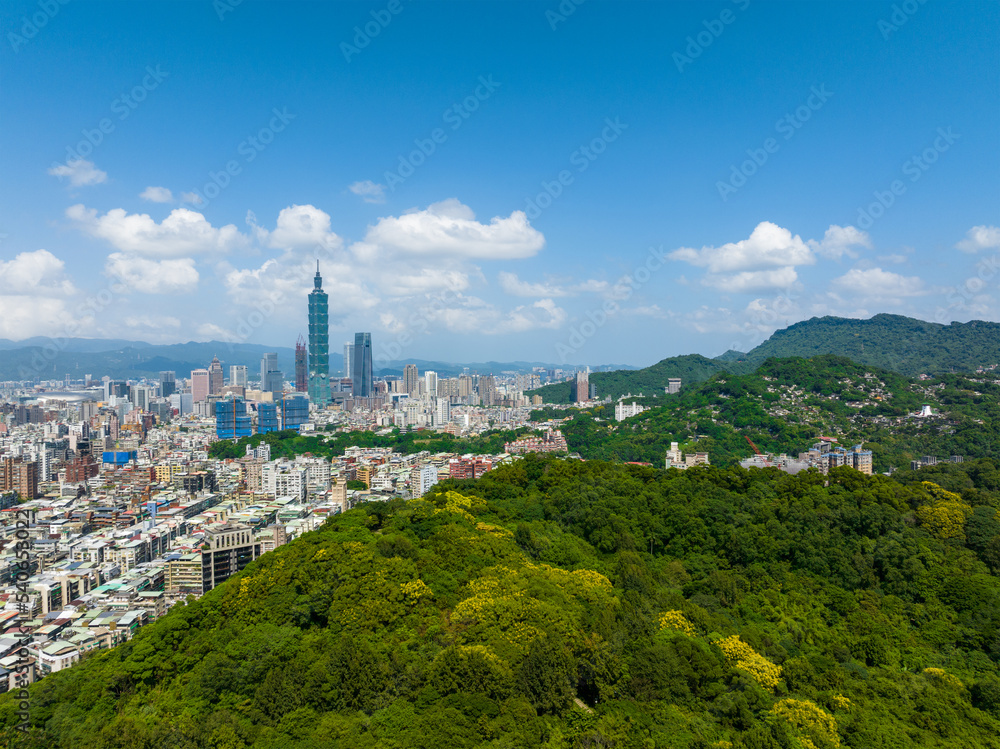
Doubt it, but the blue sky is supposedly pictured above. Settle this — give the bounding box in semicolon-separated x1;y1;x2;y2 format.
2;0;998;367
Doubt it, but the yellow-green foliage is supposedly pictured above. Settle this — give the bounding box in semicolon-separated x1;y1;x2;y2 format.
922;667;965;692
659;609;696;636
717;635;782;691
829;694;851;711
771;698;840;748
917;481;972;540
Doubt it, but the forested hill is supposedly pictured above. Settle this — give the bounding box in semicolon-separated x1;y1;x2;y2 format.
737;314;1000;376
535;354;1000;471
528;354;727;403
4;456;1000;748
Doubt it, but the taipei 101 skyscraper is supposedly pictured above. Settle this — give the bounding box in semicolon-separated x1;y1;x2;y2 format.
308;261;331;406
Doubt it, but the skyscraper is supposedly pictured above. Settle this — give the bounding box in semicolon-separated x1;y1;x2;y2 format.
295;335;308;392
351;332;373;397
424;370;438;397
308;263;331;407
159;371;176;398
208;356;224;395
570;369;590;402
343;342;352;379
403;364;419;395
191;369;210;403
216;397;252;440
230;365;248;388
260;352;282;395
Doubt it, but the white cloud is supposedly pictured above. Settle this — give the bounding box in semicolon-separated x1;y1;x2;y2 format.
703;266;798;293
67;204;248;258
0;249;76;296
424;294;566;334
956;225;1000;253
361;199;544;260
877;253;908;264
180;191;203;205
669;221;815;272
140;186;174;203
498;271;569;297
263;204;343;252
48;159;107;187
808;225;871;260
0;249;81;338
349;180;386;204
830;267;928;300
105;254;200;294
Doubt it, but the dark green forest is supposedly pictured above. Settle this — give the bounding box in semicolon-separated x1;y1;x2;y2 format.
4;456;1000;748
532;355;1000;472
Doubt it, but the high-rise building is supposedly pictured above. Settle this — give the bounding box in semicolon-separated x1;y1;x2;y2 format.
343;342;352;379
260;352;282;395
257;403;279;434
191;369;210;403
230;365;248;388
351;332;373;397
216;397;252;440
308;263;331;407
208;356;224;395
479;375;497;406
571;369;590;402
424;370;438;397
280;394;309;429
295;335;308;392
403;364;419;395
131;385;153;412
159;371;176;398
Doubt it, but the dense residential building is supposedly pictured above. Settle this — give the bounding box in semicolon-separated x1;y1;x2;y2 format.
570;370;590;402
666;378;682;394
308;264;331;406
199;523;260;593
504;429;568;455
614;398;646;421
280;394;309;430
410;465;438;497
257;403;279;434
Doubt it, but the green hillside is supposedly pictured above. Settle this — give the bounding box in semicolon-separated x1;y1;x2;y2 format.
528;354;728;404
739;314;1000;376
537;355;1000;471
4;456;1000;748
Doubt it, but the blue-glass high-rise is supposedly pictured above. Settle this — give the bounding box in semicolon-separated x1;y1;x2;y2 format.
280;394;309;430
216;397;252;440
257;403;279;434
351;332;372;397
308;262;331;406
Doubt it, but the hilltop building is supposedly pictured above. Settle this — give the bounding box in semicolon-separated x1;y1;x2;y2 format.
614;397;646;422
665;442;709;470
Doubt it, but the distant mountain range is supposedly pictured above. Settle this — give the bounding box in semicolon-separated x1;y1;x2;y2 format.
530;313;1000;403
0;337;631;382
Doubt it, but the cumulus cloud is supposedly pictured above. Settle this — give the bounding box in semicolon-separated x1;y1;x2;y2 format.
498;272;569;298
956;225;1000;253
105;254;200;294
808;225;871;260
48;159;107;187
360;199;544;260
349;180;386;204
140;186;174;203
669;221;815;272
67;204;248;258
262;204;343;252
180;191;203;205
425;295;566;334
703;266;798;293
830;267;929;301
0;249;80;338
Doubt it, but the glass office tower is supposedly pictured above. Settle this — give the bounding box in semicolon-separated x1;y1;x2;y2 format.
308;262;331;406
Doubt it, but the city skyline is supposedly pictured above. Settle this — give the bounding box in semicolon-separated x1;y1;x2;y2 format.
1;1;997;368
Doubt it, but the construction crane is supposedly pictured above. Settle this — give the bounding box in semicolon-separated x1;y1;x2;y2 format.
744;435;771;466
